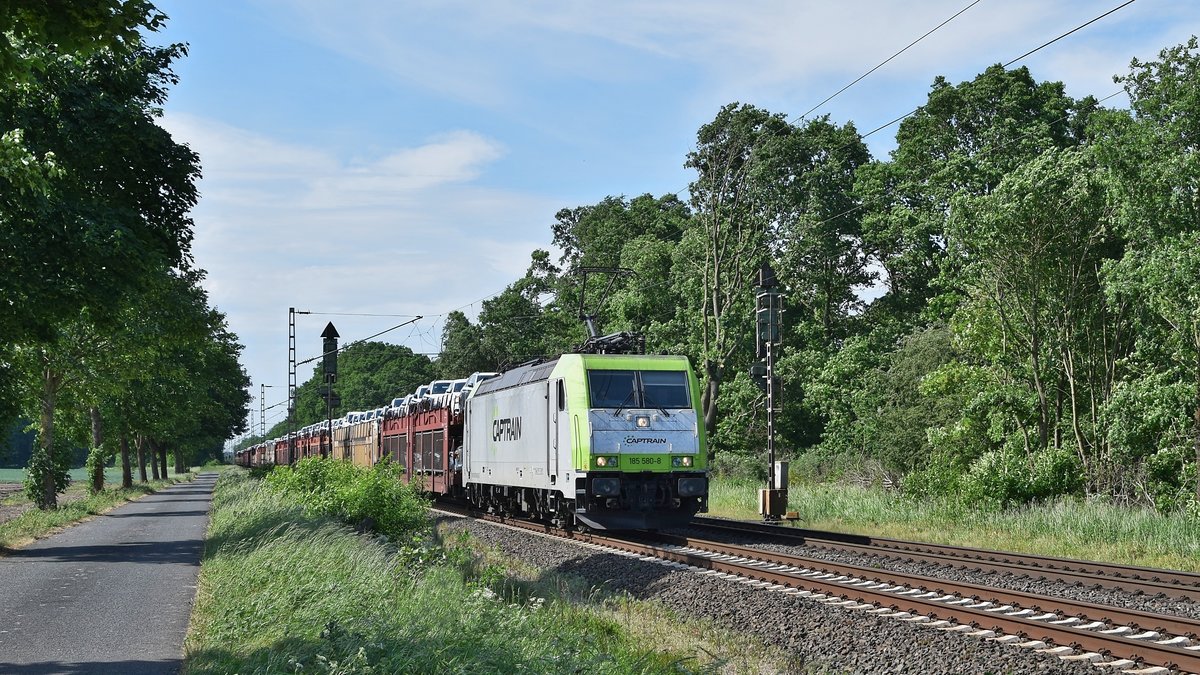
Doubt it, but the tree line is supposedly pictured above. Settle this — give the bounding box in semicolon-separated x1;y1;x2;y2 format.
1;2;250;508
432;39;1198;512
247;37;1199;514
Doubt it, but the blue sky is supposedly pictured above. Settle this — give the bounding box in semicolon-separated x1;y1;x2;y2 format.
148;1;1200;436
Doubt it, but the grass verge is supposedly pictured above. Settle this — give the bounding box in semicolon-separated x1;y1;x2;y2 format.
187;470;776;674
0;472;196;551
708;476;1200;572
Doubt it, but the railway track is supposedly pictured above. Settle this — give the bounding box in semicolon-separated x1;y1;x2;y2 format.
641;531;1200;673
437;504;1200;673
690;516;1200;602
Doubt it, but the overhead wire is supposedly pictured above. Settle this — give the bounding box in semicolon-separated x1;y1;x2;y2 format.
609;0;1143;298
300;312;419;318
1002;0;1136;69
796;0;986;121
861;0;1138;139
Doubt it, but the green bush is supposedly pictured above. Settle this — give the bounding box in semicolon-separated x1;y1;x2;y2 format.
24;444;71;508
84;444;109;494
263;457;430;541
904;446;1083;508
901;451;965;499
1027;447;1084;500
1146;446;1196;512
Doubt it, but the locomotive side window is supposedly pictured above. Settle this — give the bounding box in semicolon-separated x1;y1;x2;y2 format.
557;379;565;411
641;370;690;408
588;370;637;408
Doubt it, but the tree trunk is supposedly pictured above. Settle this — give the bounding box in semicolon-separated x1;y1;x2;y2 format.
120;435;132;488
150;439;161;480
174;445;185;474
136;434;148;483
1029;331;1050;449
90;406;105;493
157;443;168;478
38;367;62;510
700;359;720;440
1063;346;1091;469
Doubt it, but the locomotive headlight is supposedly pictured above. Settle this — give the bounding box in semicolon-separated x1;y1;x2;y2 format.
672;456;693;467
678;477;706;497
635;415;650;428
593;477;621;496
595;456;618;468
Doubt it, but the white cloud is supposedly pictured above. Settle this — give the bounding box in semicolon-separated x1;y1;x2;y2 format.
264;0;1200;131
163;113;557;393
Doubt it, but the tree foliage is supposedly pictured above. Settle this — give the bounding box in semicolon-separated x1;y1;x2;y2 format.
283;341;437;436
2;6;249;506
437;41;1200;512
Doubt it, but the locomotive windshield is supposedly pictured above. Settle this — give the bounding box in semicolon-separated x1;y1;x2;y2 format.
641;370;691;408
588;370;691;409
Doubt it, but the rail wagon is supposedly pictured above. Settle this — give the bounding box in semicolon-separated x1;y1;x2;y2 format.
348;417;379;467
381;404;462;495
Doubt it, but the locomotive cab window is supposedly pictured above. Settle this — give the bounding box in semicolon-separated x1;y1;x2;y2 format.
641;370;690;408
588;370;638;408
587;370;691;409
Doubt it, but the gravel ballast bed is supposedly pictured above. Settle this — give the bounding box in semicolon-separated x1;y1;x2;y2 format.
438;515;1102;675
676;523;1200;622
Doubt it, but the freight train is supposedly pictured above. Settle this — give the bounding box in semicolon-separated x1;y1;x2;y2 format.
236;340;710;530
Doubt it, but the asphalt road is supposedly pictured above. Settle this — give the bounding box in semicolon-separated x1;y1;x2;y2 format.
0;473;216;675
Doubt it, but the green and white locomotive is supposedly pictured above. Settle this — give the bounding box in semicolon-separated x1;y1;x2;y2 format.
464;352;709;529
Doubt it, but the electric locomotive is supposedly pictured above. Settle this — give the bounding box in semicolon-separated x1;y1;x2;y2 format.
463;351;708;530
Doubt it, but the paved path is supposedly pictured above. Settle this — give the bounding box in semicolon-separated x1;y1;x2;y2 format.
0;473;216;674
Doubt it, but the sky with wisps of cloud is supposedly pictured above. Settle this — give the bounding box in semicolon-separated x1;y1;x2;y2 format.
150;0;1199;438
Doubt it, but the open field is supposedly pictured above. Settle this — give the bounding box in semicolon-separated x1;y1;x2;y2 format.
0;467;125;484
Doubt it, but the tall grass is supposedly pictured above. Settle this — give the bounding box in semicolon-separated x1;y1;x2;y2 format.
186;471;705;674
708;476;1200;571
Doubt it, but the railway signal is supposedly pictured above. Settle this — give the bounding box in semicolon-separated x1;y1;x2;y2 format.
753;261;786;522
321;322;340;458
